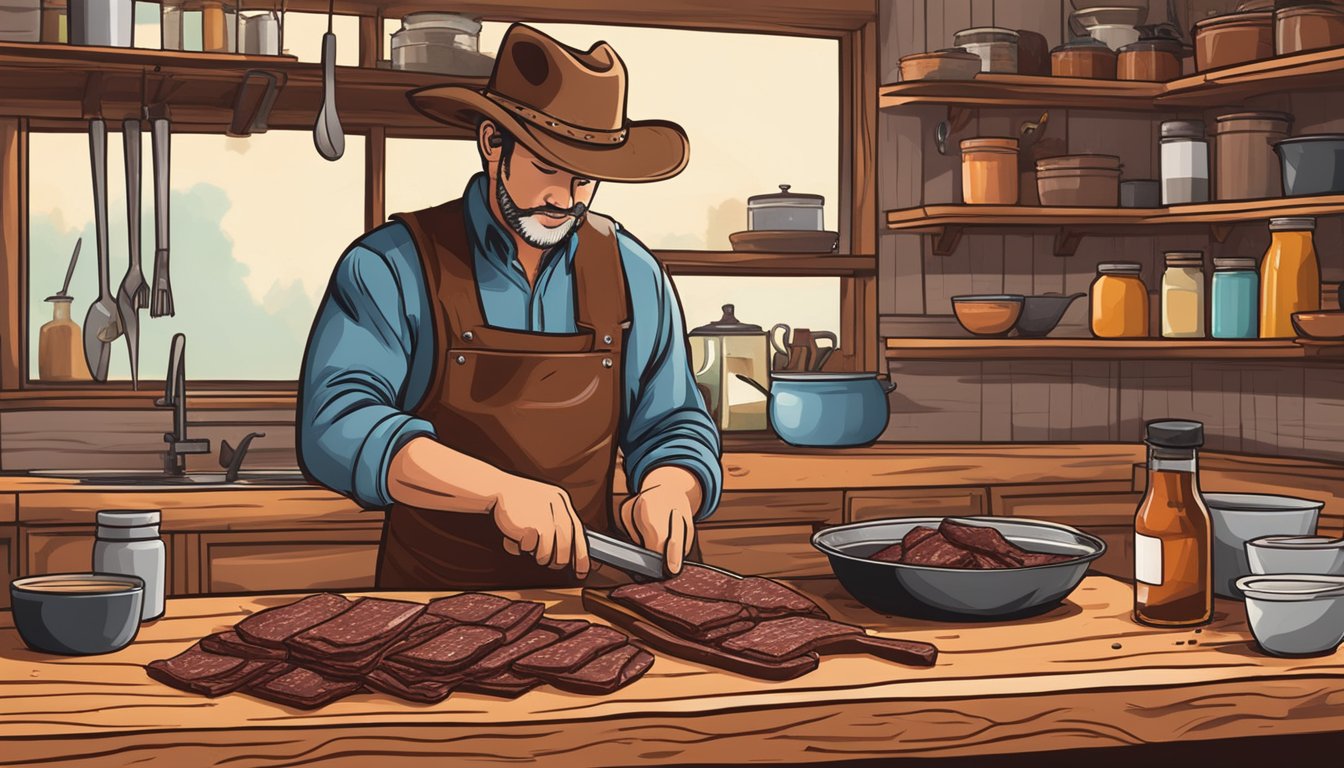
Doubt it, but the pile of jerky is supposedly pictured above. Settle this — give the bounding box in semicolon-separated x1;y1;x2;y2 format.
146;592;652;709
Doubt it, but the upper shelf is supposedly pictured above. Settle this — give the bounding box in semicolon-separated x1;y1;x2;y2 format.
658;251;875;277
885;338;1344;361
880;46;1344;112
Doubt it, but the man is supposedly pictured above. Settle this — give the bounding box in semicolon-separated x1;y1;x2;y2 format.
298;24;722;589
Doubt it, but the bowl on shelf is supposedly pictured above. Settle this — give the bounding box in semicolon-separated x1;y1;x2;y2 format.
1205;492;1323;599
1015;293;1086;337
728;230;839;254
10;573;144;655
1275;134;1344;196
898;49;983;81
1292;311;1344;339
951;295;1024;336
1247;535;1344;578
1237;574;1344;657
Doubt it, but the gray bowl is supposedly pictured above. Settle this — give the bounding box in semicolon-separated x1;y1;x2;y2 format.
811;517;1105;621
1205;493;1322;599
1247;536;1344;578
1237;574;1344;657
1275;135;1344;197
10;573;144;655
1014;293;1085;337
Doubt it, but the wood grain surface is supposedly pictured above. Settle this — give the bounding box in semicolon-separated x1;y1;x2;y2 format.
2;577;1341;766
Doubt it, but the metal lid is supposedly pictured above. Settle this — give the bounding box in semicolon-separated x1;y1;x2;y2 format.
1097;262;1143;275
1145;419;1204;448
961;137;1019;152
1270;216;1316;231
1165;250;1203;263
96;509;161;527
1161;120;1206;140
689;304;764;336
900;48;982;63
953;26;1021;43
747;184;824;208
401;12;482;34
1214;257;1258;270
1214;111;1292;124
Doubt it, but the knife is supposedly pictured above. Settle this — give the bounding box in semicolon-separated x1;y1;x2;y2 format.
585;529;742;580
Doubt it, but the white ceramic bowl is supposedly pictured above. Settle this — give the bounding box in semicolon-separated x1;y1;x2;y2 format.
1247;536;1344;577
1237;574;1344;657
1204;493;1322;599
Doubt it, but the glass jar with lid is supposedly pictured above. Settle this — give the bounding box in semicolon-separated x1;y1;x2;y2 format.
746;184;825;231
1211;257;1259;339
1091;262;1149;338
1160;120;1210;205
1161;252;1206;338
1261;216;1320;338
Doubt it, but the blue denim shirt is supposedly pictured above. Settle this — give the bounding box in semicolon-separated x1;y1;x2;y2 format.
298;173;722;519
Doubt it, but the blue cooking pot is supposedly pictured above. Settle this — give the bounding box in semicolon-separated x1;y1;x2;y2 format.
736;372;896;447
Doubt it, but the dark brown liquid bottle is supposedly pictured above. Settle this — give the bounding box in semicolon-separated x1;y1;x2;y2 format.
1134;419;1213;627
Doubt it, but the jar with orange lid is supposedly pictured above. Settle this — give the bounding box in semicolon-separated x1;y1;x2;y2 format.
1091;262;1150;338
1260;216;1320;338
961;137;1019;205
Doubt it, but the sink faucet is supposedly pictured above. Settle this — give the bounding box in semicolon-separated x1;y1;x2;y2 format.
155;333;210;476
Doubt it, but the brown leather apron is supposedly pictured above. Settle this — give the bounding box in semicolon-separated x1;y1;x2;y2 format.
376;199;629;590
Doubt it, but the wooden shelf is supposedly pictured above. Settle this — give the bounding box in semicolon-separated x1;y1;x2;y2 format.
885;338;1344;361
880;46;1344;112
885;196;1344;256
656;250;875;277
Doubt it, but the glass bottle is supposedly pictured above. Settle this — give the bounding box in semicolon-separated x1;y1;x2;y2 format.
1160;251;1206;338
1090;262;1149;338
1260;217;1320;338
1134;420;1212;628
1211;257;1259;339
38;295;90;381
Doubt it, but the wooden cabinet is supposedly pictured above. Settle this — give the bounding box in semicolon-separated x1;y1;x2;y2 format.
22;525;95;578
195;527;383;594
845;488;987;522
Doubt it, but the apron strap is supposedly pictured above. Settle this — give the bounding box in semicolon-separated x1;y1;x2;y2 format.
393;202;486;346
574;213;631;353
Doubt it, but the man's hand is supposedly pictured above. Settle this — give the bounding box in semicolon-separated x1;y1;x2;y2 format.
617;466;703;575
491;475;591;578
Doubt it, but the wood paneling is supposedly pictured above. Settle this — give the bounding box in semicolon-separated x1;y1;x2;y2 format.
197;528;382;594
696;524;831;578
0;118;25;393
846;487;987;522
706;491;843;526
0;523;14;608
18;488;367;529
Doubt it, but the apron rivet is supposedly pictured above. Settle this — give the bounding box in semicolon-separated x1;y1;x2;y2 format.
456;355;466;365
602;358;613;368
603;334;613;344
463;331;474;342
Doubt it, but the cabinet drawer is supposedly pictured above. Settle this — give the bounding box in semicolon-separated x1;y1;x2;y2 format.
993;485;1141;527
846;488;987;522
696;523;829;579
22;526;95;577
198;527;382;594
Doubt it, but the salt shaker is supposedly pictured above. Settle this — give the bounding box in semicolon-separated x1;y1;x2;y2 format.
93;510;165;621
1160;120;1209;205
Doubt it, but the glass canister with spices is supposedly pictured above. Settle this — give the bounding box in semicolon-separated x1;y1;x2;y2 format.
1261;217;1320;338
1211;257;1259;339
1161;252;1206;339
1091;262;1150;338
1160;120;1210;205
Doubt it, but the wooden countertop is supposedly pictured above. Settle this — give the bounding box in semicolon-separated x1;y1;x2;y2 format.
2;577;1341;766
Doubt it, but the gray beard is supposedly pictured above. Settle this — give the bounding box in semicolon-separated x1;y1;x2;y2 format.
494;170;587;249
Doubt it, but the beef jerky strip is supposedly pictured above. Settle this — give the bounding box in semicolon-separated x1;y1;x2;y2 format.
290;645;388;680
538;617;589;638
823;633;939;667
901;532;977;568
288;597;425;659
870;542;903;562
199;630;288;661
692;619;755;643
662;566;826;619
390;625;506;675
720;616;862;662
483;600;545;644
466;627;560;678
458;671;542;699
426;592;513;624
902;526;942;550
610;582;747;634
542;644;654;695
146;644;279;697
512;625;628;676
376;657;468;688
938;520;1026;566
245;664;362;710
234;593;352;649
364;669;457;704
1018;551;1075;567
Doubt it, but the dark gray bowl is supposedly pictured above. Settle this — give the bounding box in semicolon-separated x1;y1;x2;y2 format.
1276;135;1344;196
10;573;144;655
1015;292;1085;337
812;517;1105;620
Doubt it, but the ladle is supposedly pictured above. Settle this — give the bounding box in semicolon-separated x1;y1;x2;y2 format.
313;0;344;161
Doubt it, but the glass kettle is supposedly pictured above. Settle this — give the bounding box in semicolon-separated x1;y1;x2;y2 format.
688;304;770;431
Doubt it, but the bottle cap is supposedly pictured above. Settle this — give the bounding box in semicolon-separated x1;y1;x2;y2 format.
1160;120;1205;140
1269;217;1315;231
96;510;161;528
1145;419;1204;449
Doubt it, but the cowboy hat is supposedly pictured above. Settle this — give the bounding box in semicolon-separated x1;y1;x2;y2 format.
408;23;689;183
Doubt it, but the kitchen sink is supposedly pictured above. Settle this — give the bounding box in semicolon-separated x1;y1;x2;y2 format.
25;469;312;487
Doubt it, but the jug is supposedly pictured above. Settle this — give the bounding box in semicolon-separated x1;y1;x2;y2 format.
688;305;770;431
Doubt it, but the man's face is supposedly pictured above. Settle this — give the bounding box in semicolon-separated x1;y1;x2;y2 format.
481;122;599;250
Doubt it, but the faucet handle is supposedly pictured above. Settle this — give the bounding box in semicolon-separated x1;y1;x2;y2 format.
220;432;266;483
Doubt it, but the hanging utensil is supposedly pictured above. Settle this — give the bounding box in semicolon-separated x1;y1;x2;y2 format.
116;118;149;390
52;238;81;299
313;0;344;161
935;120;950;156
149;113;174;317
83;119;122;382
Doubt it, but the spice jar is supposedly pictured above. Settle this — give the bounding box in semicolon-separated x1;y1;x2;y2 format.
1091;262;1149;338
92;510;165;621
953;27;1019;73
1212;257;1260;339
1261;217;1320;338
1161;252;1207;338
1051;36;1117;78
1160;120;1210;205
1117;38;1184;81
1214;112;1291;201
38;294;90;381
960;137;1019;205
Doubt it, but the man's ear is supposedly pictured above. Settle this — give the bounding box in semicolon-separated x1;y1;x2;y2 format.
478;120;504;164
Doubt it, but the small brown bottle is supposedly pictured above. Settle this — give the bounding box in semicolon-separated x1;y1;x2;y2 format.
1134;419;1213;627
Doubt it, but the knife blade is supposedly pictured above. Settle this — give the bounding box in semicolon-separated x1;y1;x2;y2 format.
584;529;743;580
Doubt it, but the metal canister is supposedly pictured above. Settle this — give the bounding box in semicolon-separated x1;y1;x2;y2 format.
93;510;165;621
747;185;825;231
1160;120;1209;205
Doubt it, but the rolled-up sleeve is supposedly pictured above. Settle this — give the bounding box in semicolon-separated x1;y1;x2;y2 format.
298;242;436;509
619;237;723;521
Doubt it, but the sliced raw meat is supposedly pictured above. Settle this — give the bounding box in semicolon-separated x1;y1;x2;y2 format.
692;620;755;643
1019;551;1074;566
364;669;456;704
459;671;541;698
611;582;747;633
199;630;288;662
234;593;351;649
426;592;512;623
901;531;977;568
971;551;1015;569
484;600;545;643
823;634;939;667
939;520;1025;565
467;628;560;678
870;542;902;562
538;617;590;638
245;664;362;710
288;597;425;659
721;616;862;662
391;625;505;675
512;625;627;676
291;645;387;679
662;566;826;619
902;526;942;550
660;564;739;601
542;644;653;695
146;643;278;697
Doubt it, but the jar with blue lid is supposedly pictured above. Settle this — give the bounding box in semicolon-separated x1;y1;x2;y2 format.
1211;257;1259;339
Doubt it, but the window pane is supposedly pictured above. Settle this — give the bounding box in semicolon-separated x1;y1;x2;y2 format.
27;130;365;382
385;139;480;216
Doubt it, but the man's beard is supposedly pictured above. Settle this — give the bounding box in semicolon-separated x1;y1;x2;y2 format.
495;168;588;249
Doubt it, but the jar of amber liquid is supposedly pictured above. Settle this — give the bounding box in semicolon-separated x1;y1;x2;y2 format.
1091;262;1149;338
1260;217;1320;338
1134;420;1212;628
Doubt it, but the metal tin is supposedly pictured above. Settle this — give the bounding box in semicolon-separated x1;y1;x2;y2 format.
747;184;825;231
92;509;165;621
953;26;1019;72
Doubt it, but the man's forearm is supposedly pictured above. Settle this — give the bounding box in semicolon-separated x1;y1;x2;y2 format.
642;465;703;513
386;436;507;514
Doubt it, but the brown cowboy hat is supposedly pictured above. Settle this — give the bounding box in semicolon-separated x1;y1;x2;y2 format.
408;23;689;183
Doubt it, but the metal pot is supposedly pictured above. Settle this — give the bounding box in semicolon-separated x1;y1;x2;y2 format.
735;372;895;447
747;184;824;231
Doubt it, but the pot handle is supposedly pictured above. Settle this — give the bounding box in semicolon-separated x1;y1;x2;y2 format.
883;378;898;394
769;323;791;357
735;373;772;399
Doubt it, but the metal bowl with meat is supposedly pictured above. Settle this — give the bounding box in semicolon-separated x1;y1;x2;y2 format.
811;517;1105;621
